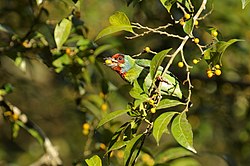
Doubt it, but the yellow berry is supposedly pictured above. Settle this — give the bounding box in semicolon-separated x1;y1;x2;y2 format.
215;69;222;76
105;59;112;65
178;61;184;68
12;114;19;121
101;103;108;112
215;64;220;69
192;59;199;64
194;20;199;26
193;38;200;44
145;47;151;53
180;20;185;26
83;123;90;130
148;99;155;106
211;30;218;37
82;129;89;135
184;13;191;20
150;108;156;114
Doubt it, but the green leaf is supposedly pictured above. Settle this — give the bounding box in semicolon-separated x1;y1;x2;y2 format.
124;134;144;166
204;39;243;66
183;17;194;36
85;155;102;166
129;80;146;99
52;54;71;73
95;25;134;41
109;11;131;26
153;112;177;145
160;0;177;12
81;100;103;120
54;18;72;50
169;157;201;166
97;109;129;128
150;48;172;79
95;12;134;40
106;140;127;154
12;123;20;138
242;0;250;9
171;112;196;153
157;98;184;109
155;147;194;164
16;121;44;145
177;0;192;12
94;44;114;57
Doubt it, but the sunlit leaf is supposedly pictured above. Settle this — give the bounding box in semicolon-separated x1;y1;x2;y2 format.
160;0;177;12
85;155;102;166
36;0;43;5
95;12;134;40
153;112;177;145
171;112;196;153
97;109;129;128
155;147;194;164
150;48;172;79
109;11;131;26
95;25;134;41
54;18;72;50
124;134;144;166
242;0;250;9
106;140;127;154
157;98;184;109
183;17;194;36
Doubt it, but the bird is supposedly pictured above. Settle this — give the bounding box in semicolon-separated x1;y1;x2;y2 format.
104;53;186;103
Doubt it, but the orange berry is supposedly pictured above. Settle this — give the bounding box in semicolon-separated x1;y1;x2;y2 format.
180;20;185;26
215;69;222;76
100;143;106;150
65;48;71;55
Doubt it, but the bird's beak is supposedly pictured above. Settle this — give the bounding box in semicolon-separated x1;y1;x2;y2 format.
104;57;118;67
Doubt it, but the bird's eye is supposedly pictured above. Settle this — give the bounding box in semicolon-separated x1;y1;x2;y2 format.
117;56;123;61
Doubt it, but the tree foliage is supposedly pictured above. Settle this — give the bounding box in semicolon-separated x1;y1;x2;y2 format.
0;0;250;166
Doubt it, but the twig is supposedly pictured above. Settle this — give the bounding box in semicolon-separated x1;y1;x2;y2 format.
126;23;185;40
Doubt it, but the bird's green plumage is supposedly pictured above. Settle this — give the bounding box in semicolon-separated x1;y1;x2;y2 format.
121;55;183;100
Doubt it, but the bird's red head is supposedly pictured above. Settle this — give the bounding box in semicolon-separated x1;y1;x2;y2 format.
104;53;126;78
